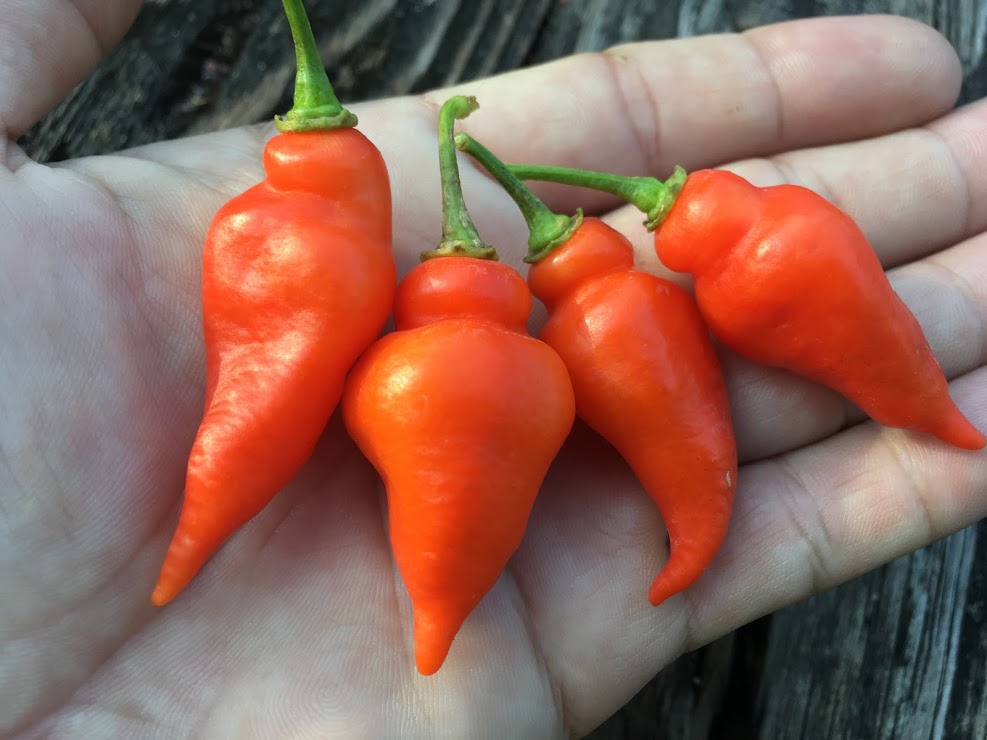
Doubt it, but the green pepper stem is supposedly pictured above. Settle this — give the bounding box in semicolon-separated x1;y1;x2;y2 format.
454;134;581;263
275;0;357;132
506;163;688;230
421;96;498;261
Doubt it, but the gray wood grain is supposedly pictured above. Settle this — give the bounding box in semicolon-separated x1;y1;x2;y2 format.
755;525;987;740
18;2;987;738
23;0;987;162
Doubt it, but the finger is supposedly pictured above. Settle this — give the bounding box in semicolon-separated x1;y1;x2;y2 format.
515;369;986;736
684;368;987;650
610;97;983;279
416;15;960;214
0;0;140;141
527;85;987;277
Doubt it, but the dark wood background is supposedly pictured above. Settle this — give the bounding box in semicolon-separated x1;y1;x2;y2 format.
21;1;987;737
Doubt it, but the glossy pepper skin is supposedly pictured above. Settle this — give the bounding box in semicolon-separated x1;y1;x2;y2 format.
655;169;985;450
529;217;737;605
460;133;737;605
342;257;575;674
151;0;396;606
342;96;575;675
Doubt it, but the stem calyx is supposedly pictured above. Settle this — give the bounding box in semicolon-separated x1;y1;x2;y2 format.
421;96;498;262
455;132;581;263
275;0;357;133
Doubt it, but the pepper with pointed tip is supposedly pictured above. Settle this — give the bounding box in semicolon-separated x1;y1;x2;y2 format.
152;0;395;606
342;96;575;675
458;133;737;606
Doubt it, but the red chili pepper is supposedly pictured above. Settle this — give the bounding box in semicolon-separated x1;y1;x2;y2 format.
341;96;575;675
457;134;738;606
507;163;986;451
152;0;395;606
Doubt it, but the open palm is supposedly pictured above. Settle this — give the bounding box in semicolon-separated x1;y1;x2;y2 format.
3;4;986;737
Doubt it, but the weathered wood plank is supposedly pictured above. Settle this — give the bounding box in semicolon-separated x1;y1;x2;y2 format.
18;2;987;738
22;0;987;161
754;523;987;740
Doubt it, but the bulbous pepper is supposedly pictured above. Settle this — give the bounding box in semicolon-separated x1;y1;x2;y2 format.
341;97;575;674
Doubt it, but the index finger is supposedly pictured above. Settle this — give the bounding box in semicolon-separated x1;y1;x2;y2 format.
403;15;961;213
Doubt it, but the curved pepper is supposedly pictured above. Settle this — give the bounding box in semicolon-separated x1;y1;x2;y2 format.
458;134;737;606
152;0;396;606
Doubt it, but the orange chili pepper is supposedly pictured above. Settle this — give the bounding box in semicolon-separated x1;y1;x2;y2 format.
341;96;575;674
152;0;395;606
507;164;985;451
457;134;737;606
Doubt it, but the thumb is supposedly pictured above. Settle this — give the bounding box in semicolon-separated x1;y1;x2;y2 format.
0;0;140;141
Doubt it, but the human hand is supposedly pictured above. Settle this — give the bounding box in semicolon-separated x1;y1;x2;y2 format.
2;3;984;736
